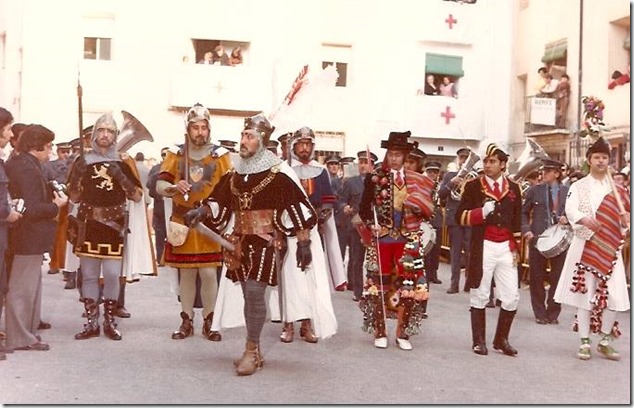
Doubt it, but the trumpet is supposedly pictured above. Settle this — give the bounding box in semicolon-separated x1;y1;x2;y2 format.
450;150;481;201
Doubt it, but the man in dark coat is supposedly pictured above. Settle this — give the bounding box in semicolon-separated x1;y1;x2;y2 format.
521;159;569;325
438;147;473;293
456;143;522;357
5;124;68;351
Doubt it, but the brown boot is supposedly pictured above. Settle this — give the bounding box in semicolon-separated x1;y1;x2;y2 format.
102;299;122;341
75;298;100;340
299;319;318;343
172;312;194;340
280;322;294;343
235;341;264;376
202;313;222;341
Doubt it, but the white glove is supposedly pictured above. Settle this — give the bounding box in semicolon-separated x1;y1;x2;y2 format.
482;201;495;217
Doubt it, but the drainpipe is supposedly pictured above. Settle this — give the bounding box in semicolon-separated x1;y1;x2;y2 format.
575;0;584;167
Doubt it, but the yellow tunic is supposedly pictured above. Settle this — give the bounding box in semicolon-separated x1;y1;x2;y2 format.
159;149;232;268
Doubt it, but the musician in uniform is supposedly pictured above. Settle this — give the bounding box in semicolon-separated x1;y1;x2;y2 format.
43;141;72;276
521;159;569;325
66;113;142;341
183;114;336;375
277;132;292;161
156;103;232;342
456;143;522;357
341;151;377;302
424;161;443;286
359;131;435;350
554;137;630;361
438;147;473;294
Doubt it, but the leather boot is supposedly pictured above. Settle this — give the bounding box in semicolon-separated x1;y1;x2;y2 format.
374;294;388;348
470;307;487;355
235;341;264;376
102;299;122;341
395;300;413;350
64;271;77;290
299;319;318;343
280;322;294;343
172;311;194;340
493;308;517;356
62;270;69;282
75;298;100;340
116;279;131;318
202;313;221;341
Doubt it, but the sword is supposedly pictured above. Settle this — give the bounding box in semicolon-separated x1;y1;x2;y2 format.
192;222;235;251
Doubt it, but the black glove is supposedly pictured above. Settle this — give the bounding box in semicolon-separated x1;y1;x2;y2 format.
183;205;210;227
296;240;312;272
108;163;137;194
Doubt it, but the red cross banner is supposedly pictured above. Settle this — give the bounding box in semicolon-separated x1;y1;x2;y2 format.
406;93;464;138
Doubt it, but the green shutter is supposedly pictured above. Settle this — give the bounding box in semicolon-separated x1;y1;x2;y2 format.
425;53;464;78
541;39;567;63
624;34;630;50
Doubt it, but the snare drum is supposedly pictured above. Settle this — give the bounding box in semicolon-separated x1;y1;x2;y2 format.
535;224;573;258
419;221;437;256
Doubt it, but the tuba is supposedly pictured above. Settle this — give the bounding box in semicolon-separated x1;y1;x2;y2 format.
116;110;154;153
450;149;481;201
509;138;549;184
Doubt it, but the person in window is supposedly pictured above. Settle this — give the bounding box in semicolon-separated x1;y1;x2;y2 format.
534;67;548;95
423;74;439;95
212;45;230;66
229;47;243;66
439;76;458;98
608;69;630;89
198;51;213;65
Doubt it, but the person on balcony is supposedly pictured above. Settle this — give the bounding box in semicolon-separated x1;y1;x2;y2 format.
212;45;230;66
608;69;630;90
555;74;571;128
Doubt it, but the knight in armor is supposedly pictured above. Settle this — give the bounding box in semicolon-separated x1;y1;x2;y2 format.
554;137;630;361
156;103;232;342
183;114;336;376
456;143;522;357
280;126;346;343
66;113;143;341
521;159;569;325
358;131;436;350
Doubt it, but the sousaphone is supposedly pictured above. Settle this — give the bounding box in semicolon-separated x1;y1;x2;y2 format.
116;110;154;153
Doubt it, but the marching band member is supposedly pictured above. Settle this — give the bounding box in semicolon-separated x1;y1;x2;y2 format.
359;131;435;350
554;137;630;361
521;159;569;325
456;143;522;357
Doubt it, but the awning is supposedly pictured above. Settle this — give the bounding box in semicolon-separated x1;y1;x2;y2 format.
425;53;464;78
541;39;567;63
624;34;630;50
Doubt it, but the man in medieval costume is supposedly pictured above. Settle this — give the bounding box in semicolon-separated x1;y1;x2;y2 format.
358;131;436;350
456;143;523;357
554;136;630;361
66;113;143;341
156;103;232;342
183;114;336;376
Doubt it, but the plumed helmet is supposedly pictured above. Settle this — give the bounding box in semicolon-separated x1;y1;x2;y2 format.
186;103;210;126
484;142;509;162
243;113;275;144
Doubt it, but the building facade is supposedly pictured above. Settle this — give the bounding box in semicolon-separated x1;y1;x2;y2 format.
0;0;516;166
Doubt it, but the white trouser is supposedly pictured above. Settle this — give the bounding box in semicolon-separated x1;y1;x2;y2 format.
470;240;519;310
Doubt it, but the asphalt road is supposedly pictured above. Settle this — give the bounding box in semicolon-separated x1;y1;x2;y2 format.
1;262;630;404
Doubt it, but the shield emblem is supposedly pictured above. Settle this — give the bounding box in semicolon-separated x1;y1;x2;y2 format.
189;165;204;183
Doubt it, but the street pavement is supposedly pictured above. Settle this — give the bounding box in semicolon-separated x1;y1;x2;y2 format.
0;261;630;404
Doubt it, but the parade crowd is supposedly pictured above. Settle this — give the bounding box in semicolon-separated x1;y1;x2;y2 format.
0;104;630;376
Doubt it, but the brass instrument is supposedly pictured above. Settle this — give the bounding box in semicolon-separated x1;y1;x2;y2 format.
509;139;549;184
450;149;481;201
116;110;154;153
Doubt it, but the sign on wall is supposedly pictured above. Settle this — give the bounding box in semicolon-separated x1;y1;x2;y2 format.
530;97;556;126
